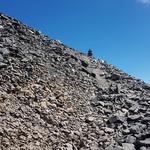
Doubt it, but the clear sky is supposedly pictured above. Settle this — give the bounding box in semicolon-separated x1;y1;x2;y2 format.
0;0;150;83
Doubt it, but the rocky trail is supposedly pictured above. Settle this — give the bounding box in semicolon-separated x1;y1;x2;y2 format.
0;13;150;150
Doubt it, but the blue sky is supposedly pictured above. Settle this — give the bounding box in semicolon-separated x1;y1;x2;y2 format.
0;0;150;83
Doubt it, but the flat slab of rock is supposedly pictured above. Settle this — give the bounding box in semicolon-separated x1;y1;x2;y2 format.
104;127;114;133
139;138;150;146
106;145;123;150
122;143;135;150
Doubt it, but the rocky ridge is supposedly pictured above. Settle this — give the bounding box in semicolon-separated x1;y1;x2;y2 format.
0;13;150;150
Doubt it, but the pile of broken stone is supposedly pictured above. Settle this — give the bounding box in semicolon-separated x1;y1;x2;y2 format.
0;13;150;150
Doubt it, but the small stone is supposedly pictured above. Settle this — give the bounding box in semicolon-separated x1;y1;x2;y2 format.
47;102;57;108
122;108;129;114
104;127;114;133
140;147;147;150
28;135;32;139
66;107;74;113
104;108;112;114
98;130;105;135
85;116;95;123
128;115;142;121
109;115;126;123
109;84;120;94
35;141;40;146
106;145;123;150
0;128;3;136
49;96;56;101
40;101;47;108
110;73;121;81
21;58;29;62
125;135;136;144
0;62;7;68
0;54;4;61
122;143;135;150
0;25;3;29
122;128;130;134
129;125;140;134
139;138;150;146
65;143;73;150
98;101;105;106
19;135;26;140
0;48;10;55
129;104;139;112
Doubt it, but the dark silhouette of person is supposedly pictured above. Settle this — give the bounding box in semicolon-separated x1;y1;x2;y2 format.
87;49;93;57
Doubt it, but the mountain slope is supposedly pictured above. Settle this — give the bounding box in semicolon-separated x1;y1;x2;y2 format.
0;13;150;150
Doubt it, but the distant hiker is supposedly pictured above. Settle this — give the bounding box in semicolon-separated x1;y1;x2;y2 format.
87;49;93;57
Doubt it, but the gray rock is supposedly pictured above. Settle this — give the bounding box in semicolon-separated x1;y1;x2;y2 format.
0;48;10;55
0;62;7;68
122;143;135;150
129;125;141;134
0;25;3;29
106;145;123;150
128;115;142;121
65;143;73;150
110;73;121;81
143;84;150;90
125;135;136;144
139;138;150;146
109;115;126;123
0;54;3;61
85;116;95;123
140;147;147;150
122;128;130;134
104;127;114;133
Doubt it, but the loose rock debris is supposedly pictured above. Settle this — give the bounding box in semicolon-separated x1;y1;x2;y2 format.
0;13;150;150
